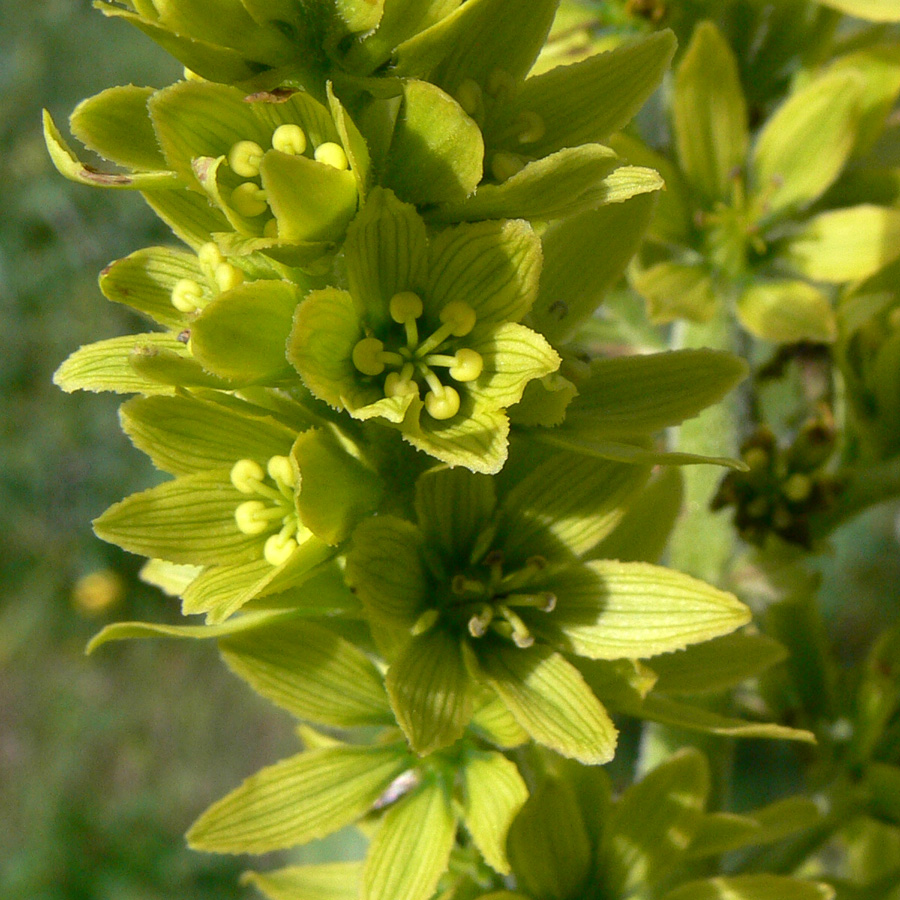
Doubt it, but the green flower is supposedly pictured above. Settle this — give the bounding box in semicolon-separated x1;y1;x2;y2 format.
92;392;381;622
289;188;559;473
346;459;751;762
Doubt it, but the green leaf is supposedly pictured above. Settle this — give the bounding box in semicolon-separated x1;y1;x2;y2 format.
345;517;427;627
459;748;528;874
190;280;301;384
387;629;472;755
630;261;717;324
600;749;709;897
815;0;900;21
751;70;863;217
477;644;618;764
786;205;900;283
362;782;456;900
414;468;496;563
507;373;578;427
241;862;363;900
536;560;751;660
589;467;684;564
489;31;675;159
94;471;266;566
736;280;836;344
507;778;591;900
673;21;748;201
649;632;787;694
261;149;359;243
393;0;559;90
53;333;184;395
128;341;235;389
428;219;541;325
499;452;651;559
327;85;372;199
43;109;181;190
220;619;393;727
71;85;168;172
431;145;625;223
142;186;229;250
140;558;202;596
99;246;202;330
531;194;657;345
187;745;409;853
561;350;747;440
384;80;483;205
86;609;298;654
344;187;429;330
120;393;296;475
662;875;834;900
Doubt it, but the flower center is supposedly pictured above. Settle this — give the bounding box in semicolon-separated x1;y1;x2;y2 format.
225;124;350;237
350;292;485;421
170;241;245;316
230;455;310;566
434;550;556;649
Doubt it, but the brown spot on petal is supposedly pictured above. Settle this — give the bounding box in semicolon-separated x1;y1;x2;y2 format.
80;166;133;186
244;88;297;104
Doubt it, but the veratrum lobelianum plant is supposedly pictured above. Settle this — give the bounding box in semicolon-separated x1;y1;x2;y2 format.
45;1;900;899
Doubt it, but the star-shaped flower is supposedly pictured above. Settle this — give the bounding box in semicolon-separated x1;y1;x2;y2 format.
289;187;560;473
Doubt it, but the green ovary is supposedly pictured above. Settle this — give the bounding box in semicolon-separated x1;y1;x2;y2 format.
230;456;311;566
350;292;485;421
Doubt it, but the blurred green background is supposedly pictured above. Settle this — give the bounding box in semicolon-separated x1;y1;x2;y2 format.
2;2;899;898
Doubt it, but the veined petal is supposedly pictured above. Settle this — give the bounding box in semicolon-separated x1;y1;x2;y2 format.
736;281;836;344
242;862;363;900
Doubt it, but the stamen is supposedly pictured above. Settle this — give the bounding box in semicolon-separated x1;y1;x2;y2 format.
783;473;813;503
491;151;525;183
314;142;349;170
228;140;265;178
352;337;387;376
267;455;295;492
171;278;205;313
235;500;281;535
468;605;494;638
439;301;477;337
198;242;222;276
486;68;516;102
264;531;298;566
271;123;307;156
448;348;483;382
384;370;419;398
389;291;422;346
498;605;534;648
263;218;279;239
516;110;546;145
424;384;461;420
505;592;557;612
455;79;483;118
231;459;266;494
451;575;487;597
215;262;244;292
231;182;269;218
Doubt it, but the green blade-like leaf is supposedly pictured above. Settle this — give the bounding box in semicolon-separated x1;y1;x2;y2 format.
362;782;456;900
649;632;788;694
673;21;748;201
662;874;834;900
188;745;409;853
562;350;747;440
599;749;709;897
786;205;900;283
120;393;296;475
220;619;393;727
535;560;751;660
386;629;473;755
751;70;863;217
507;778;591;899
93;470;263;565
459;748;528;875
736;280;836;344
477;643;618;764
242;862;363;900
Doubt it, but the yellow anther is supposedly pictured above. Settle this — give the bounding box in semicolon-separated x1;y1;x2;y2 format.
314;141;349;171
439;301;477;337
263;218;279;239
468;605;494;638
491;151;525;183
231;458;266;494
231;182;269;217
198;241;223;272
389;291;424;324
516;110;546;144
215;262;244;292
272;123;308;156
743;447;769;470
228;140;265;178
385;371;419;398
235;500;272;535
783;473;813;503
449;348;484;382
352;337;387;376
425;385;461;420
171;278;205;313
267;455;295;490
487;68;516;101
499;605;534;648
456;79;483;117
264;532;298;566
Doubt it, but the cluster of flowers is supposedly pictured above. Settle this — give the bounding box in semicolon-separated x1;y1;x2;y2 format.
49;2;832;898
